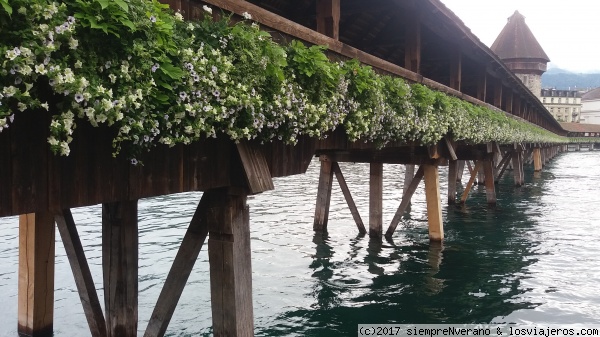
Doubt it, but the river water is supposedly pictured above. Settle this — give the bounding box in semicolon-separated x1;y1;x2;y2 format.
0;151;599;336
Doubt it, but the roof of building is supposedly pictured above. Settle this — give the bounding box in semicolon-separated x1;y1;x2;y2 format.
582;87;600;101
560;122;600;133
491;11;550;62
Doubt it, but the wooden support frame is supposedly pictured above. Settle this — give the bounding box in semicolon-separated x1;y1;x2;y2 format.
103;201;139;337
18;212;56;337
144;195;210;337
313;155;334;231
495;151;513;182
369;163;383;238
447;160;458;205
460;161;483;204
332;163;367;235
316;0;340;40
55;210;106;337
385;166;424;238
423;164;443;241
483;158;496;205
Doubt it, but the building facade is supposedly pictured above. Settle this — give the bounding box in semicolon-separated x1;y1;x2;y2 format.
540;89;582;122
580;87;600;124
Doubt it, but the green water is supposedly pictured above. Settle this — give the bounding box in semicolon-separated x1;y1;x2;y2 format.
0;151;598;336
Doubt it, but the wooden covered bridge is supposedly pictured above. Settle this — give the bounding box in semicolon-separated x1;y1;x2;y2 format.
0;0;570;336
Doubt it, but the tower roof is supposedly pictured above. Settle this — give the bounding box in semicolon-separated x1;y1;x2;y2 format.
491;11;550;62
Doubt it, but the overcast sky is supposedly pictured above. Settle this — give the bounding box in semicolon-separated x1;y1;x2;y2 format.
440;0;600;73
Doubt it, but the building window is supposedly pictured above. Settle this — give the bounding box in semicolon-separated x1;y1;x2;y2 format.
551;98;554;103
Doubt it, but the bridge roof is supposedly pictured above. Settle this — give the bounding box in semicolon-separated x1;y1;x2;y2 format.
582;87;600;101
491;11;550;62
560;122;600;133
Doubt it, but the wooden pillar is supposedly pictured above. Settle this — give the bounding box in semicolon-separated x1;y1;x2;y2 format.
456;160;465;182
447;160;458;204
477;163;485;185
477;67;487;102
313;156;334;231
103;201;138;337
332;163;367;235
533;147;542;171
403;164;415;206
18;213;55;337
483;159;496;205
511;149;523;187
423;164;443;241
369;163;383;238
316;0;340;40
404;15;421;73
207;188;254;337
450;51;462;91
494;80;503;109
506;91;514;114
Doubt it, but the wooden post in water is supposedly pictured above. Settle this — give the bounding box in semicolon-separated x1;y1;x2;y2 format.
448;160;458;204
403;164;415;208
423;164;443;241
456;160;465;182
313;155;334;231
207;188;254;337
482;158;497;205
533;147;542;171
369;163;383;238
18;212;55;337
512;146;523;187
103;201;139;337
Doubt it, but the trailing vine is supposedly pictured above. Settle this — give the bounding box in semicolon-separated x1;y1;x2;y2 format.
0;0;572;163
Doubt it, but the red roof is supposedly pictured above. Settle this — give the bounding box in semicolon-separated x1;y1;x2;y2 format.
491;11;550;62
560;122;600;133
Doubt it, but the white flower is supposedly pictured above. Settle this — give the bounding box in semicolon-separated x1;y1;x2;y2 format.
69;37;78;49
242;12;252;20
187;23;195;31
150;15;157;23
74;60;83;69
48;137;59;146
41;103;49;111
203;5;212;14
174;12;184;21
35;64;47;75
3;86;17;97
17;103;27;112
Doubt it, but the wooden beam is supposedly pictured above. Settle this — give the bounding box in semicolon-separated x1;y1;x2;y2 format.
423;164;443;241
494;79;503;109
313;156;334;231
456;160;465;182
443;137;458;161
511;150;523;187
450;50;462;91
403;164;415;207
55;210;106;337
483;159;496;205
236;141;274;195
316;0;340;40
207;188;254;337
332;163;366;234
144;195;210;337
369;163;383;238
404;14;421;72
18;212;55;337
477;67;487;102
448;160;458;204
103;201;138;337
460;161;483;203
495;151;513;182
385;166;424;238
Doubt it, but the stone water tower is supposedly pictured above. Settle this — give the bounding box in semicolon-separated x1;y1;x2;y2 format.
491;11;550;99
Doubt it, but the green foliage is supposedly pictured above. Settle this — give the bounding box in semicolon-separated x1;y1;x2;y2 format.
0;0;570;162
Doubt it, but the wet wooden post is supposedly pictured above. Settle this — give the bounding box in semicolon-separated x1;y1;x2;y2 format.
316;0;340;40
482;158;496;205
313;155;334;231
18;212;55;337
533;147;543;171
477;162;485;185
370;163;383;238
423;164;443;241
512;145;523;187
332;163;367;234
448;160;458;204
456;160;465;182
403;164;415;208
207;188;254;337
103;201;139;337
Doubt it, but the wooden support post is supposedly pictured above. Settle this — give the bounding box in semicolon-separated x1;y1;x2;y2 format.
144;195;210;337
369;163;383;238
103;201;138;337
18;213;55;337
403;164;415;207
385;166;424;238
207;188;254;337
477;163;485;186
533;147;542;171
450;50;462;91
423;164;443;241
477;67;487;102
55;210;106;337
448;160;458;205
483;159;496;205
456;160;465;182
332;163;367;234
494;151;512;182
494;80;503;109
313;156;334;231
316;0;340;40
461;161;483;204
511;149;523;187
404;15;421;72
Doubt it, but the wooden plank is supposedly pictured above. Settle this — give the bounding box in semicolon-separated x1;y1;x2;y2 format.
313;156;334;231
483;159;496;205
55;209;107;337
332;163;366;235
18;212;55;337
103;201;138;337
496;152;513;182
369;163;383;238
460;161;483;204
207;189;253;337
236;141;274;195
144;195;210;337
316;0;340;40
423;165;443;241
385;166;424;238
447;160;458;204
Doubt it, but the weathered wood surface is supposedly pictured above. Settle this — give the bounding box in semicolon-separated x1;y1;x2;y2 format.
55;210;106;337
18;212;55;337
144;195;210;337
332;163;367;235
447;160;458;204
369;163;384;238
483;159;496;205
103;201;138;337
316;0;340;40
313;156;334;231
423;165;443;241
236;141;274;195
386;166;424;238
461;161;483;204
